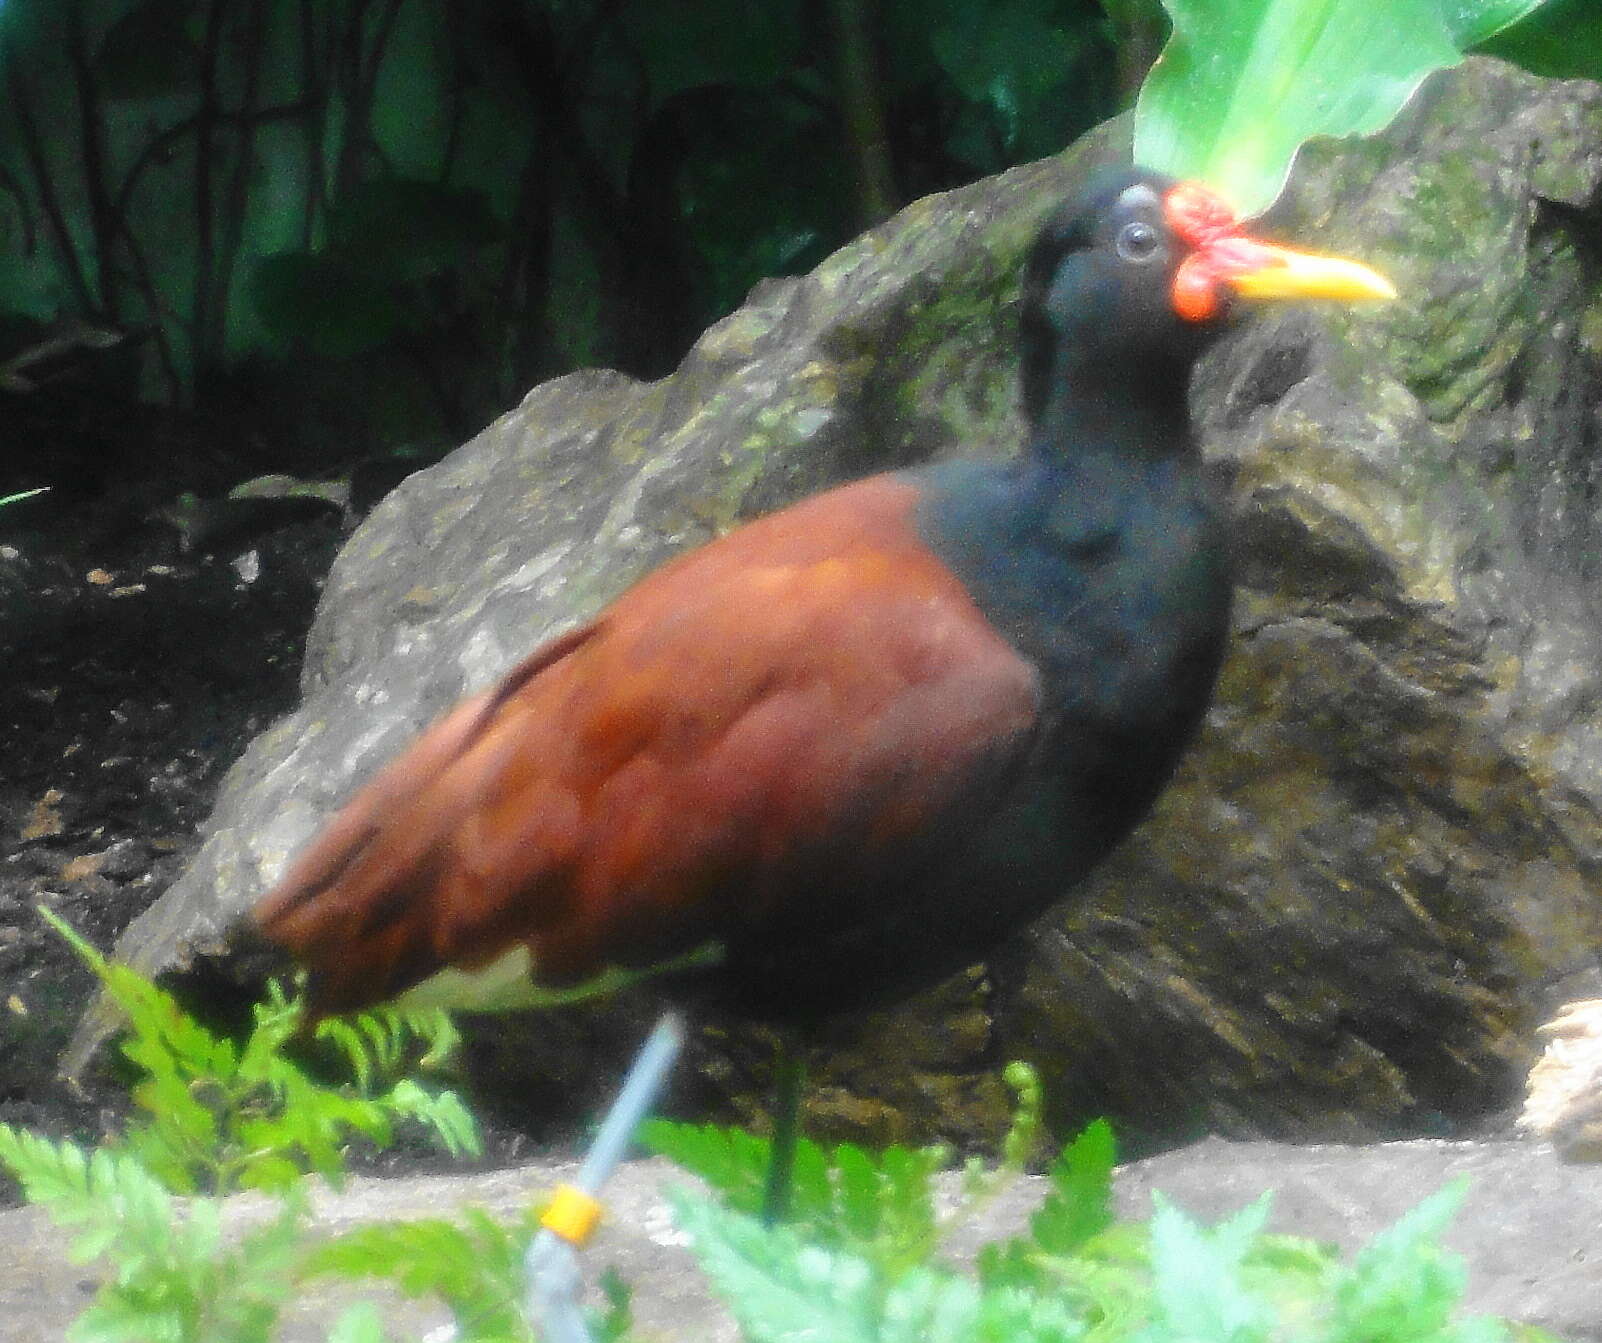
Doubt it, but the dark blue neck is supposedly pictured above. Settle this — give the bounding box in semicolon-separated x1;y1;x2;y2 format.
1026;349;1194;468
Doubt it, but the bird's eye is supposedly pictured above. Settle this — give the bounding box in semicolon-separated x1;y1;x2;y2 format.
1115;220;1160;263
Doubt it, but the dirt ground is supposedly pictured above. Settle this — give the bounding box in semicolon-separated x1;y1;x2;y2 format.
0;497;347;1159
0;463;625;1212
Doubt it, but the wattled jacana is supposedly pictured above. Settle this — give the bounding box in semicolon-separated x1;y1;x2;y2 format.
251;167;1393;1322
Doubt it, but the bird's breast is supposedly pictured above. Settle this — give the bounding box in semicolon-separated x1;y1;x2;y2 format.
1057;501;1231;729
916;457;1230;834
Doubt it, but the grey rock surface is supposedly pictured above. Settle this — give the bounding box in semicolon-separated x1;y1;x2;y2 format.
2;1139;1597;1341
70;59;1602;1151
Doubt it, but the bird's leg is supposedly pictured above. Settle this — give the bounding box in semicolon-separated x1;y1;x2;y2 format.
524;1010;687;1343
761;1038;808;1225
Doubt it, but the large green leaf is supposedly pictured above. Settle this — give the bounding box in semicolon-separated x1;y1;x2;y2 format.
1133;0;1550;216
1439;0;1547;48
1135;0;1459;213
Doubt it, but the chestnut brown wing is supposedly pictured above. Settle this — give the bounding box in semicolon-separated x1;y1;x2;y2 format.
253;475;1042;1013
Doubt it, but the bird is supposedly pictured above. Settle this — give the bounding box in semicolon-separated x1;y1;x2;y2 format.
250;167;1392;1292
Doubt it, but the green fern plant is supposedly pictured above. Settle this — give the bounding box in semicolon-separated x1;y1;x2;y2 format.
305;1206;544;1343
0;1127;307;1343
0;912;484;1343
643;1059;1045;1282
37;909;477;1196
649;1085;1561;1343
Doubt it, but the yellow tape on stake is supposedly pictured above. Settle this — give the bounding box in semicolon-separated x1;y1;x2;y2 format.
540;1184;605;1247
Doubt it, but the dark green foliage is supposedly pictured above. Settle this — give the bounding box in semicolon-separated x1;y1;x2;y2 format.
0;0;1123;465
621;0;806;105
327;181;504;281
90;0;200;101
252;179;504;359
1477;0;1602;81
930;0;1113;163
0;0;1586;486
250;253;409;360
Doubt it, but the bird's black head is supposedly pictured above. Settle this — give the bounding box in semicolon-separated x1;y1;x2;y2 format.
1019;166;1395;429
1021;168;1205;426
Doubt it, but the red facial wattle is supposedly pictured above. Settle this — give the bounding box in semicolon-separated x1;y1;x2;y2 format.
1165;181;1239;249
1164;182;1255;323
1172;234;1286;323
1162;182;1396;322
